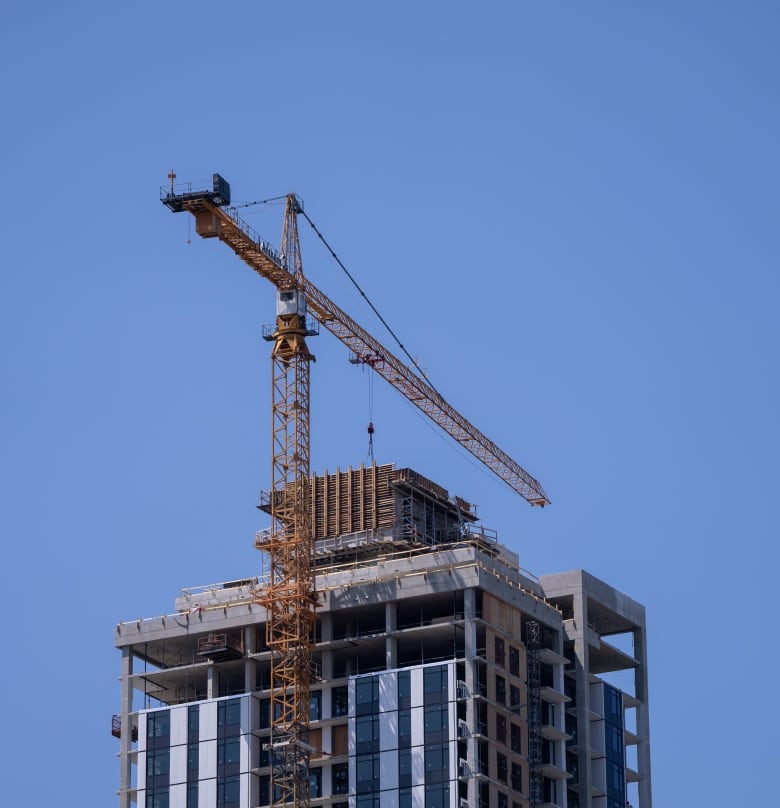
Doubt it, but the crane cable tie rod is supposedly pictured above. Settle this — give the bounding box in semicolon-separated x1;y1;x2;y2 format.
232;195;290;209
298;208;443;399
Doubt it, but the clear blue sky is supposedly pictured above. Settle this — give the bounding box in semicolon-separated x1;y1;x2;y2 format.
1;2;777;805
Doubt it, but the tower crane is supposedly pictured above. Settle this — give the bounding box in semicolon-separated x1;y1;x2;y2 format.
161;173;550;808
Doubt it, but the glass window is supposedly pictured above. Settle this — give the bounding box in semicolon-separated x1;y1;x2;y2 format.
398;670;411;699
258;698;270;729
496;714;507;745
188;705;199;735
357;797;380;808
497;752;508;783
609;725;623;754
399;788;413;808
509;685;521;711
217;775;240;807
218;699;241;728
187;743;199;771
309;767;321;798
399;709;412;742
258;744;269;768
498;793;508;808
399;748;412;788
510;723;522;754
425;782;449;808
424;665;447;695
332;762;349;795
146;789;169;808
495;636;506;667
147;711;170;739
478;701;488;736
186;783;198;808
147;750;170;777
356;753;380;791
356;714;379;741
509;646;519;677
424;743;449;778
511;762;523;792
258;776;269;806
495;675;506;705
424;703;448;733
332;685;348;717
356;677;378;707
310;690;321;721
218;738;241;767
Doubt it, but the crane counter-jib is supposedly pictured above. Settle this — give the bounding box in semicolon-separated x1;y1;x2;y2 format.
161;180;550;507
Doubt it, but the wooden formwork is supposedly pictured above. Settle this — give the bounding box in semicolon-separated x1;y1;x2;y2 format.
310;463;397;540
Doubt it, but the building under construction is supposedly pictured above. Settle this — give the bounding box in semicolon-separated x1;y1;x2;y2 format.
114;463;652;808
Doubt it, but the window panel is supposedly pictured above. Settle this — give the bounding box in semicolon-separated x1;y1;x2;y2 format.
511;762;523;792
309;767;321;798
332;762;349;795
509;646;520;677
147;711;170;739
218;699;241;728
146;789;169;808
147;750;170;777
510;723;522;754
496;714;507;745
497;752;508;783
332;686;348;717
217;775;240;807
495;675;506;705
495;636;506;667
310;690;322;721
509;685;521;711
424;665;447;695
424;703;448;733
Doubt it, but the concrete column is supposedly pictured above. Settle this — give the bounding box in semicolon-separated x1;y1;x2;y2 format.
385;602;397;669
572;589;593;804
207;664;216;699
119;646;134;808
634;625;653;808
244;625;256;693
463;588;478;808
320;612;334;680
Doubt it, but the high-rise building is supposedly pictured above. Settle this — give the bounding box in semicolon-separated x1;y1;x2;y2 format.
114;464;651;808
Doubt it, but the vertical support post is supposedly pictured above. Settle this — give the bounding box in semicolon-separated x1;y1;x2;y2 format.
385;601;397;669
119;647;134;808
634;625;653;808
572;588;592;804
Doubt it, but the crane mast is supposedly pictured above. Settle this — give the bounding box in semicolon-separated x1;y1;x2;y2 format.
161;173;550;808
260;195;317;808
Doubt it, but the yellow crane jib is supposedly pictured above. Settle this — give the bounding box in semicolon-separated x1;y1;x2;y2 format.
160;173;550;508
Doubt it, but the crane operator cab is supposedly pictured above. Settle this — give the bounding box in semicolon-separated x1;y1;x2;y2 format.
277;289;307;320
